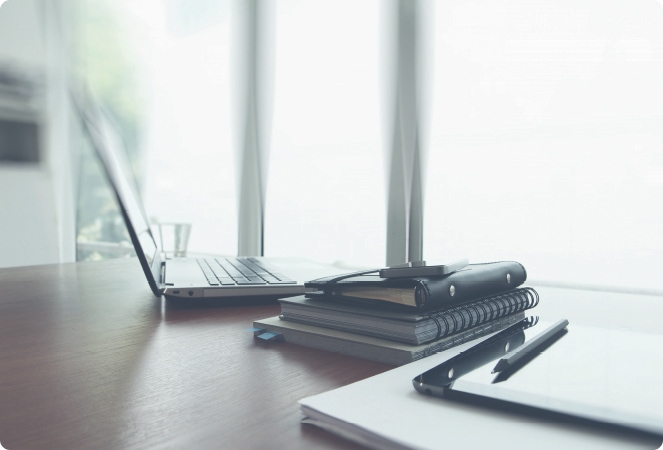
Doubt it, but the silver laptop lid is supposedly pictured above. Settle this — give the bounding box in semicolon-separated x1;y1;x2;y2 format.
74;92;164;297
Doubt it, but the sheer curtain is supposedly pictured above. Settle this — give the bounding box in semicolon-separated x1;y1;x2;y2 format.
424;0;663;291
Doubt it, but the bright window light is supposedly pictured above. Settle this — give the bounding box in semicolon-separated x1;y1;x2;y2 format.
425;0;663;291
265;0;385;267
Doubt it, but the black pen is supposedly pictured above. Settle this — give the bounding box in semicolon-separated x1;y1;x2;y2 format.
491;319;569;374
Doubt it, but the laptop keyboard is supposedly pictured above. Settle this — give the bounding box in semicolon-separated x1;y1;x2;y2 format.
197;257;297;286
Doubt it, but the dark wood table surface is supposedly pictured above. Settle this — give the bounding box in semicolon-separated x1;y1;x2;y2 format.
0;259;393;449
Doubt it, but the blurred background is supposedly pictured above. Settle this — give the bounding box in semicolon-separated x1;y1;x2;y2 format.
0;0;662;293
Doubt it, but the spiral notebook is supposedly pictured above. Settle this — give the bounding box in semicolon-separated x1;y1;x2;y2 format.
279;287;539;345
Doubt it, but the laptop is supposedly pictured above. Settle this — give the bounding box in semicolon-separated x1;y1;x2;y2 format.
74;92;346;302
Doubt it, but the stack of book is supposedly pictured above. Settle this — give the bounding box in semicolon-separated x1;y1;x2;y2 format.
253;261;539;366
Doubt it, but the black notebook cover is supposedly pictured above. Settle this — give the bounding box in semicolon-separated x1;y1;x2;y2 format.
305;261;527;311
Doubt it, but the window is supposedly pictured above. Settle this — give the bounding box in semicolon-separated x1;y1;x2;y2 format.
71;0;663;293
140;1;236;257
73;0;147;260
265;0;385;267
74;0;236;259
424;1;663;291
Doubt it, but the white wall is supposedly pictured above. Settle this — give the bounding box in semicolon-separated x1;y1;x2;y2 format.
0;0;73;267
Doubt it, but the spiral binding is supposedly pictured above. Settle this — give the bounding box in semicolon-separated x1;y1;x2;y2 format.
424;287;539;341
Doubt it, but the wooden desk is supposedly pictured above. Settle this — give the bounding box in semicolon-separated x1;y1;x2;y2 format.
0;259;392;449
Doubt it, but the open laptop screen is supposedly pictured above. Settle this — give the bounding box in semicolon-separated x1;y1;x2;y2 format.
75;92;163;296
